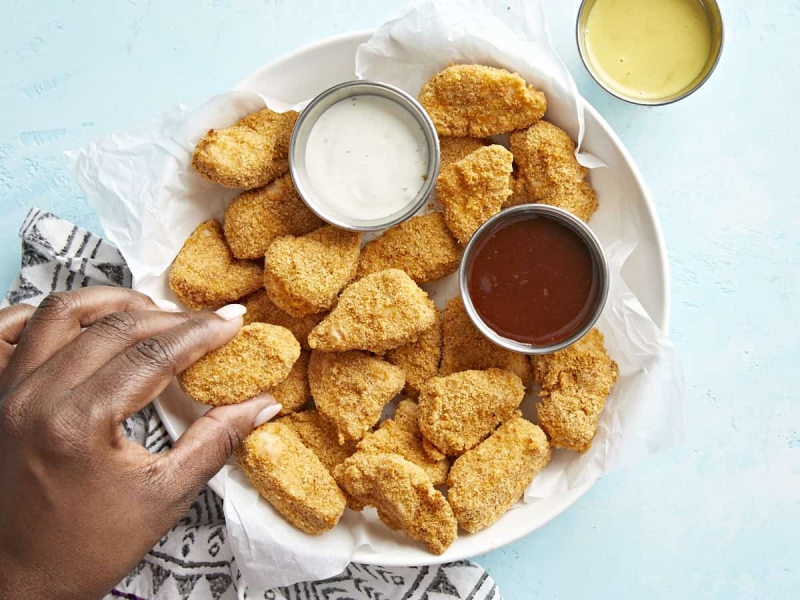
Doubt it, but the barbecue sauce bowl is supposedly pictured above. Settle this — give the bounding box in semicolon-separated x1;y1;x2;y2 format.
459;204;609;355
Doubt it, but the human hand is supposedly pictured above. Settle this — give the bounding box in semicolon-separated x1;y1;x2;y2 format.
0;287;280;600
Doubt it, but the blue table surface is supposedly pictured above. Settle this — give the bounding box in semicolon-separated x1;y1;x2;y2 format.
1;1;798;598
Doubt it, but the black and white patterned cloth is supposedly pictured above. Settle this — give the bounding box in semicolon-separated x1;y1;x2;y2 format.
3;208;503;600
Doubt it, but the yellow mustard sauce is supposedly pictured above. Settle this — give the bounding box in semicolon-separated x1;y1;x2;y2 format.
584;0;713;101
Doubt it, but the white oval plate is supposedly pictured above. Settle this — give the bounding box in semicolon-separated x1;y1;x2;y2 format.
154;30;670;566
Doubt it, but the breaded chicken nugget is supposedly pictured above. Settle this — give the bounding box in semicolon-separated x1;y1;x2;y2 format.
308;269;437;354
242;289;325;350
308;350;405;443
385;310;442;397
509;121;599;222
281;409;357;473
502;172;534;209
264;226;362;317
440;297;533;383
418;368;524;456
391;400;447;461
447;417;551;533
192;108;298;190
271;350;310;415
237;422;345;535
178;323;300;405
436;145;513;244
334;453;457;554
224;174;323;259
357;213;462;284
419;65;546;137
534;328;618;452
169;220;263;310
358;418;449;486
439;136;486;170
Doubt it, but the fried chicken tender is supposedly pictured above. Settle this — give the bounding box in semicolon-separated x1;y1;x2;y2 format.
447;418;551;533
192;108;298;190
358;418;450;486
418;368;524;456
308;350;405;443
502;172;534;209
224;174;323;259
436;145;513;244
509;121;599;222
419;65;546;137
392;400;447;461
308;269;437;354
440;297;533;383
385;310;442;397
281;409;357;473
237;422;345;535
334;453;457;555
264;226;362;317
169;220;263;310
534;328;619;452
241;289;325;350
271;350;310;415
356;213;462;284
439;136;486;170
178;323;300;406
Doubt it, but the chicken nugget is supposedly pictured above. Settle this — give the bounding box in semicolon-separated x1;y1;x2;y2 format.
418;368;524;456
436;145;513;244
357;213;462;284
391;400;447;461
237;422;345;535
419;65;546;137
447;417;551;533
308;350;405;443
169;220;263;310
224;174;323;259
534;328;618;452
440;297;533;383
502;171;534;209
509;121;599;222
270;350;310;415
358;418;449;486
264;225;362;317
178;323;300;406
242;289;325;350
308;269;437;354
334;453;457;554
439;136;487;170
281;409;357;473
385;310;442;397
192;108;298;190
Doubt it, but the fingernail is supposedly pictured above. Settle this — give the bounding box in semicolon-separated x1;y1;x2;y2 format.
154;298;180;312
253;404;282;428
215;304;247;321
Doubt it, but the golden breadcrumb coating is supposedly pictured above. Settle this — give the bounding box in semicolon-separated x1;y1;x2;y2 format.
334;453;457;555
418;368;524;456
264;226;362;317
358;418;449;486
271;350;310;415
281;410;357;473
356;213;462;284
385;310;442;397
237;422;345;535
192;109;298;190
241;289;325;350
223;174;323;259
308;269;438;354
502;172;534;209
439;136;487;170
439;297;533;383
308;350;405;443
169;220;263;310
418;65;546;137
391;400;447;461
509;121;599;222
447;417;551;533
178;323;300;406
534;328;618;452
436;145;513;244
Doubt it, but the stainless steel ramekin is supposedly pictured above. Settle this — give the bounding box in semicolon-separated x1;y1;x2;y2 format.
576;0;724;106
459;204;610;355
289;80;440;232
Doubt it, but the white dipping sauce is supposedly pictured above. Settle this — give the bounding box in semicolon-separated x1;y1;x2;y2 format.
304;95;429;222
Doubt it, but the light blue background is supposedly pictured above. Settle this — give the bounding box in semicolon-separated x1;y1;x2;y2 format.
1;1;797;598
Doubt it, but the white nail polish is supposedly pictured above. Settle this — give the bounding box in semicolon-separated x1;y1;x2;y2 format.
253;404;282;428
154;298;179;312
215;304;247;321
